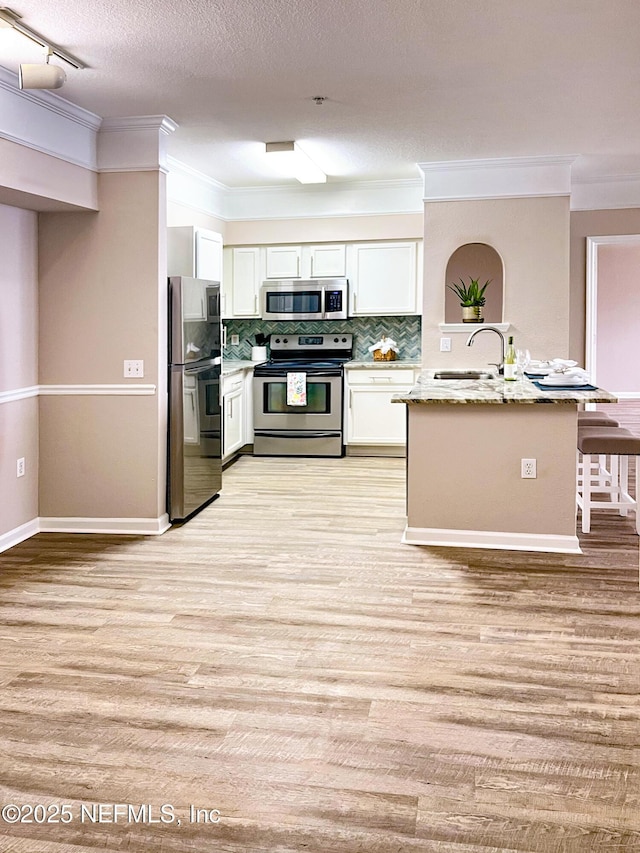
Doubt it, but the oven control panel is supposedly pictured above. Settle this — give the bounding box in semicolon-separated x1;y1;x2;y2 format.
271;334;353;352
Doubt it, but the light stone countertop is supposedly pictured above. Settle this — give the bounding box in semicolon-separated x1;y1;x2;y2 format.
345;360;421;369
392;370;618;405
222;359;261;377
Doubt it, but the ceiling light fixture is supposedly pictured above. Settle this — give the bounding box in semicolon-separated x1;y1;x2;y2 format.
0;6;85;90
265;141;327;184
19;47;66;89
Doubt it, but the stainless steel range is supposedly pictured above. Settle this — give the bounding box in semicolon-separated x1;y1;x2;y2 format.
253;333;353;457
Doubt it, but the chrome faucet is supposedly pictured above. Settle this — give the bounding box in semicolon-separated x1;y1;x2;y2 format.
466;326;506;374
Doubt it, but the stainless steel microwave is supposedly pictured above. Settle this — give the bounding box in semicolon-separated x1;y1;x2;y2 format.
260;279;349;321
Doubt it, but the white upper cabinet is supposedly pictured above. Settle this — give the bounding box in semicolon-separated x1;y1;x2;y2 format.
265;246;302;279
168;226;223;281
195;230;223;281
222;239;422;317
306;244;346;278
223;247;263;318
265;244;347;279
347;241;421;316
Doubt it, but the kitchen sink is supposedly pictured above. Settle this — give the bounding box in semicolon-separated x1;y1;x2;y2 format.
433;370;496;380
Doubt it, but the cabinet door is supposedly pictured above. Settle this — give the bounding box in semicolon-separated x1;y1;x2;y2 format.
347;387;408;444
223;380;245;457
346;370;415;445
309;244;346;278
196;230;223;281
266;246;302;279
349;242;418;315
232;247;262;317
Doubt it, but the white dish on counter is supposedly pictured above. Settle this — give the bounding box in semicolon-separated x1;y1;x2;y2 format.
538;374;588;386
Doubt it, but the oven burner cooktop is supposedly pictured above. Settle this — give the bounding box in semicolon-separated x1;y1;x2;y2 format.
254;333;354;377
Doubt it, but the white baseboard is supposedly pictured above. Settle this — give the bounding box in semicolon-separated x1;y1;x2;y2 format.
0;515;172;555
402;525;582;554
0;518;40;554
39;515;171;535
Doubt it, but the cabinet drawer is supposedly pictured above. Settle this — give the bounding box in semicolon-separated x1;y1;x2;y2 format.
347;369;415;386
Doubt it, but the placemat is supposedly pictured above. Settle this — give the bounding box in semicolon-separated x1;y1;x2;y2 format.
532;381;598;392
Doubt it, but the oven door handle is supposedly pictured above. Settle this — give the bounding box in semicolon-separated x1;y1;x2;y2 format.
256;430;342;439
259;371;341;378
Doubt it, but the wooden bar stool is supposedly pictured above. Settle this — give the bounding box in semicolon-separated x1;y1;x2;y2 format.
576;427;640;534
577;411;619;427
576;413;619;490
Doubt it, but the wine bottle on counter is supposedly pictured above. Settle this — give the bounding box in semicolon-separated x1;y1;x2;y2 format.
503;336;517;380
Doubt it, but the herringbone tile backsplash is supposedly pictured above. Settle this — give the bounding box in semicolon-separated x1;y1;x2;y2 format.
223;316;421;361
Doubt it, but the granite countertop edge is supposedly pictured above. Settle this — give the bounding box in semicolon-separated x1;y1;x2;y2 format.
391;370;618;405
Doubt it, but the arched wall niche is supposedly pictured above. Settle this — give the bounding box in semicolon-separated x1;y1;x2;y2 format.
444;242;504;324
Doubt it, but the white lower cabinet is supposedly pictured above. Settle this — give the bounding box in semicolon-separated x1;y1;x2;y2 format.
222;369;254;460
346;368;416;446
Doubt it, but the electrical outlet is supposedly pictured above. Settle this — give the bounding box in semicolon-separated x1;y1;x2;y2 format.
124;359;144;378
440;337;452;352
230;334;240;346
17;457;25;478
521;458;537;479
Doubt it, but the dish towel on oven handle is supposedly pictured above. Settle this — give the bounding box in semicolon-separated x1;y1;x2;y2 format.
287;372;307;406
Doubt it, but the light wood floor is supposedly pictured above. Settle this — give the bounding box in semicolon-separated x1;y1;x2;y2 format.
1;439;639;851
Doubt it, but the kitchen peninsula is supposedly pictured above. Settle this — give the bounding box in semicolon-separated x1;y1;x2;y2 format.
392;372;617;553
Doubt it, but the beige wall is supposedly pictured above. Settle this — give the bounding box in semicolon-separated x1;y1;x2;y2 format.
0;138;98;212
39;171;167;520
0;204;39;537
225;213;423;245
422;196;570;368
569;208;640;363
407;404;578;537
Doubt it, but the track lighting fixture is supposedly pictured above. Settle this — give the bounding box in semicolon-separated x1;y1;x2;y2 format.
0;6;84;90
19;47;66;89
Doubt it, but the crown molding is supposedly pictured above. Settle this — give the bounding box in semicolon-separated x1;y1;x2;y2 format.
418;155;576;172
0;65;99;170
570;173;640;211
166;155;227;191
97;115;178;173
167;156;424;220
0;66;101;130
100;115;179;135
418;155;576;201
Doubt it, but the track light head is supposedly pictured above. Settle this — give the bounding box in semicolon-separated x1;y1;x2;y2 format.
19;61;66;89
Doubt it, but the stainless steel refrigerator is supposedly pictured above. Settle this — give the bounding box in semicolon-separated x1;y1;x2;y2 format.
168;276;222;522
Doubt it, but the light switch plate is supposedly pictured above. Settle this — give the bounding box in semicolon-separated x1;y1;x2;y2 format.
440;337;452;352
230;334;240;346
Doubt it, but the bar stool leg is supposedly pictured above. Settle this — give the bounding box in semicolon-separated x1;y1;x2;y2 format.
620;455;629;516
581;452;592;534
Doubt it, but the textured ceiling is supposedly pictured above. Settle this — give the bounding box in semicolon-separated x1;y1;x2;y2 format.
2;0;640;186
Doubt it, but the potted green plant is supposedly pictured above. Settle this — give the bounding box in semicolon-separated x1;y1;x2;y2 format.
447;276;492;323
